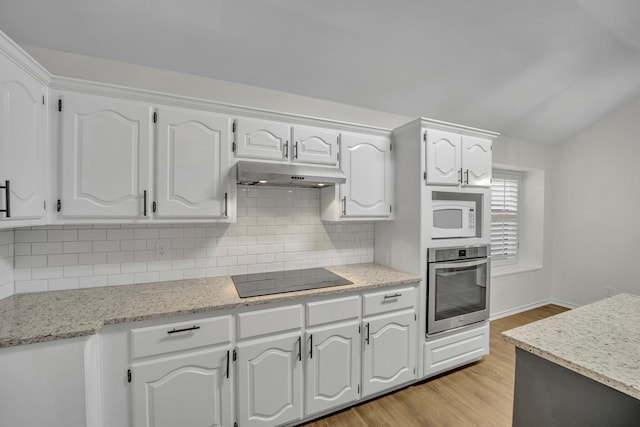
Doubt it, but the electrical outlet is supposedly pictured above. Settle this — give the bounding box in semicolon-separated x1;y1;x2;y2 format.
605;287;614;297
155;240;169;260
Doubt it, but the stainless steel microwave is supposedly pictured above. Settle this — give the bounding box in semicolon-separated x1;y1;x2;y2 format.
431;200;476;238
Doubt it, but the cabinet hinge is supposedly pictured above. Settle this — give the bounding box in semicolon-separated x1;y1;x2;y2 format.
233;348;237;362
58;99;62;112
357;384;360;394
127;369;132;383
415;313;417;321
43;200;46;211
358;325;361;334
232;120;236;133
423;171;427;181
390;205;392;213
337;152;340;162
234;423;238;427
232;142;236;153
390;143;393;152
152;201;157;213
414;368;416;375
42;95;45;105
153;112;157;123
423;131;426;142
56;199;61;212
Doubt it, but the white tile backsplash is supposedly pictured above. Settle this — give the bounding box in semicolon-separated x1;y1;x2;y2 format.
9;187;374;294
0;230;14;299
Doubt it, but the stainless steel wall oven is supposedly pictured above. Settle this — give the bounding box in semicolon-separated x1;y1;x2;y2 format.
427;245;490;335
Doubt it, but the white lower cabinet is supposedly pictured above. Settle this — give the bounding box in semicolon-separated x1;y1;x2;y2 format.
237;332;304;427
305;322;361;416
362;310;417;398
423;323;489;378
131;347;233;427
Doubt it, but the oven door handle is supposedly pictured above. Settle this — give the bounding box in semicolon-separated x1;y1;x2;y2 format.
433;258;488;270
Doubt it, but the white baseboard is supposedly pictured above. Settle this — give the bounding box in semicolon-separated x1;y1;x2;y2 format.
490;298;580;321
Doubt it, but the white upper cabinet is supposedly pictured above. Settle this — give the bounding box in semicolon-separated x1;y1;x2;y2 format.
341;132;393;218
155;106;230;219
292;126;339;166
0;51;47;227
461;135;492;187
233;117;289;161
57;91;152;219
425;128;492;187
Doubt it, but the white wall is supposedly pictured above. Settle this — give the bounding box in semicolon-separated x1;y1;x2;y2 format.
551;95;640;306
0;230;13;299
490;136;556;316
24;46;412;130
12;187;373;293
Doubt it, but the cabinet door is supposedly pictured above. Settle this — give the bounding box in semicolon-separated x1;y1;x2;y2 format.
292;126;339;166
234;118;290;161
362;311;416;397
131;347;232;427
340;133;392;218
0;53;47;224
461;136;492;187
58;91;152;218
156;107;230;218
305;322;360;416
425;129;462;185
237;333;303;427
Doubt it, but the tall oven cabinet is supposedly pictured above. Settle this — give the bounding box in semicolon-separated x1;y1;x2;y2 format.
374;117;498;380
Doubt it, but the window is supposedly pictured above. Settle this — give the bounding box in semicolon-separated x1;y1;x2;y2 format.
491;170;520;264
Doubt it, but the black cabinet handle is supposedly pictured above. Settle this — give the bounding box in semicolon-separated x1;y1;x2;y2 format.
143;190;147;217
365;323;370;345
465;169;469;184
167;325;200;335
297;336;302;361
226;350;230;379
0;180;10;218
224;192;228;217
309;334;313;359
384;293;402;300
458;169;463;184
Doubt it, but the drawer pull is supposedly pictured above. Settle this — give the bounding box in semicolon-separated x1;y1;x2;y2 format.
167;325;200;335
384;293;402;299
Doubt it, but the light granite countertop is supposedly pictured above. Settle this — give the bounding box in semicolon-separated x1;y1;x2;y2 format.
0;263;421;348
502;293;640;400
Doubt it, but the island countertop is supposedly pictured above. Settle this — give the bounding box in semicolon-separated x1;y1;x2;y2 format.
0;263;421;348
502;293;640;400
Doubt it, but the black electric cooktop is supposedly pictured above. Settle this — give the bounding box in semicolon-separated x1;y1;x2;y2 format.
231;268;353;298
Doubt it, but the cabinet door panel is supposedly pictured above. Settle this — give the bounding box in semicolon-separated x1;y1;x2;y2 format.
425;129;461;185
131;347;232;427
156;107;230;218
0;54;46;222
306;323;360;416
235;118;289;161
237;333;303;427
341;133;391;217
362;311;416;397
59;92;151;218
461;136;492;187
292;126;339;165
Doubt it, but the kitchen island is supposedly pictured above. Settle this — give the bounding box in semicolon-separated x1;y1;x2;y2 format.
502;293;640;426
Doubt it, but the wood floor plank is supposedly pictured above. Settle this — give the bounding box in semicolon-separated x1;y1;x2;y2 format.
301;304;569;427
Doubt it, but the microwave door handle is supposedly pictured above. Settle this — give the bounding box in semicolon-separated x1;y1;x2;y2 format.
434;258;488;270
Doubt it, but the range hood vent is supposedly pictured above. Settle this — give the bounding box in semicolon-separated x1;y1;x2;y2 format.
236;161;346;188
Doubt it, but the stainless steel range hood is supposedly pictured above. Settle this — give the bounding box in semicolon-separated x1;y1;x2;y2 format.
236;160;346;188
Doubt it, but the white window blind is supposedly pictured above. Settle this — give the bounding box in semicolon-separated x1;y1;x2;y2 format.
491;171;520;263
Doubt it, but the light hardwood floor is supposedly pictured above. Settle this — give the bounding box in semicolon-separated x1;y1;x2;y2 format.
301;304;569;427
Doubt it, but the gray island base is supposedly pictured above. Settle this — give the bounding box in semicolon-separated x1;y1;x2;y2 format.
503;294;640;427
513;348;640;427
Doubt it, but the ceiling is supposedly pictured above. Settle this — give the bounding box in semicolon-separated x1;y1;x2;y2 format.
1;0;640;145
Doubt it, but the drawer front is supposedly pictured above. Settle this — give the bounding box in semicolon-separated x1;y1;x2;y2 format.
237;304;302;340
131;315;232;359
363;286;417;317
307;295;359;327
423;323;489;377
